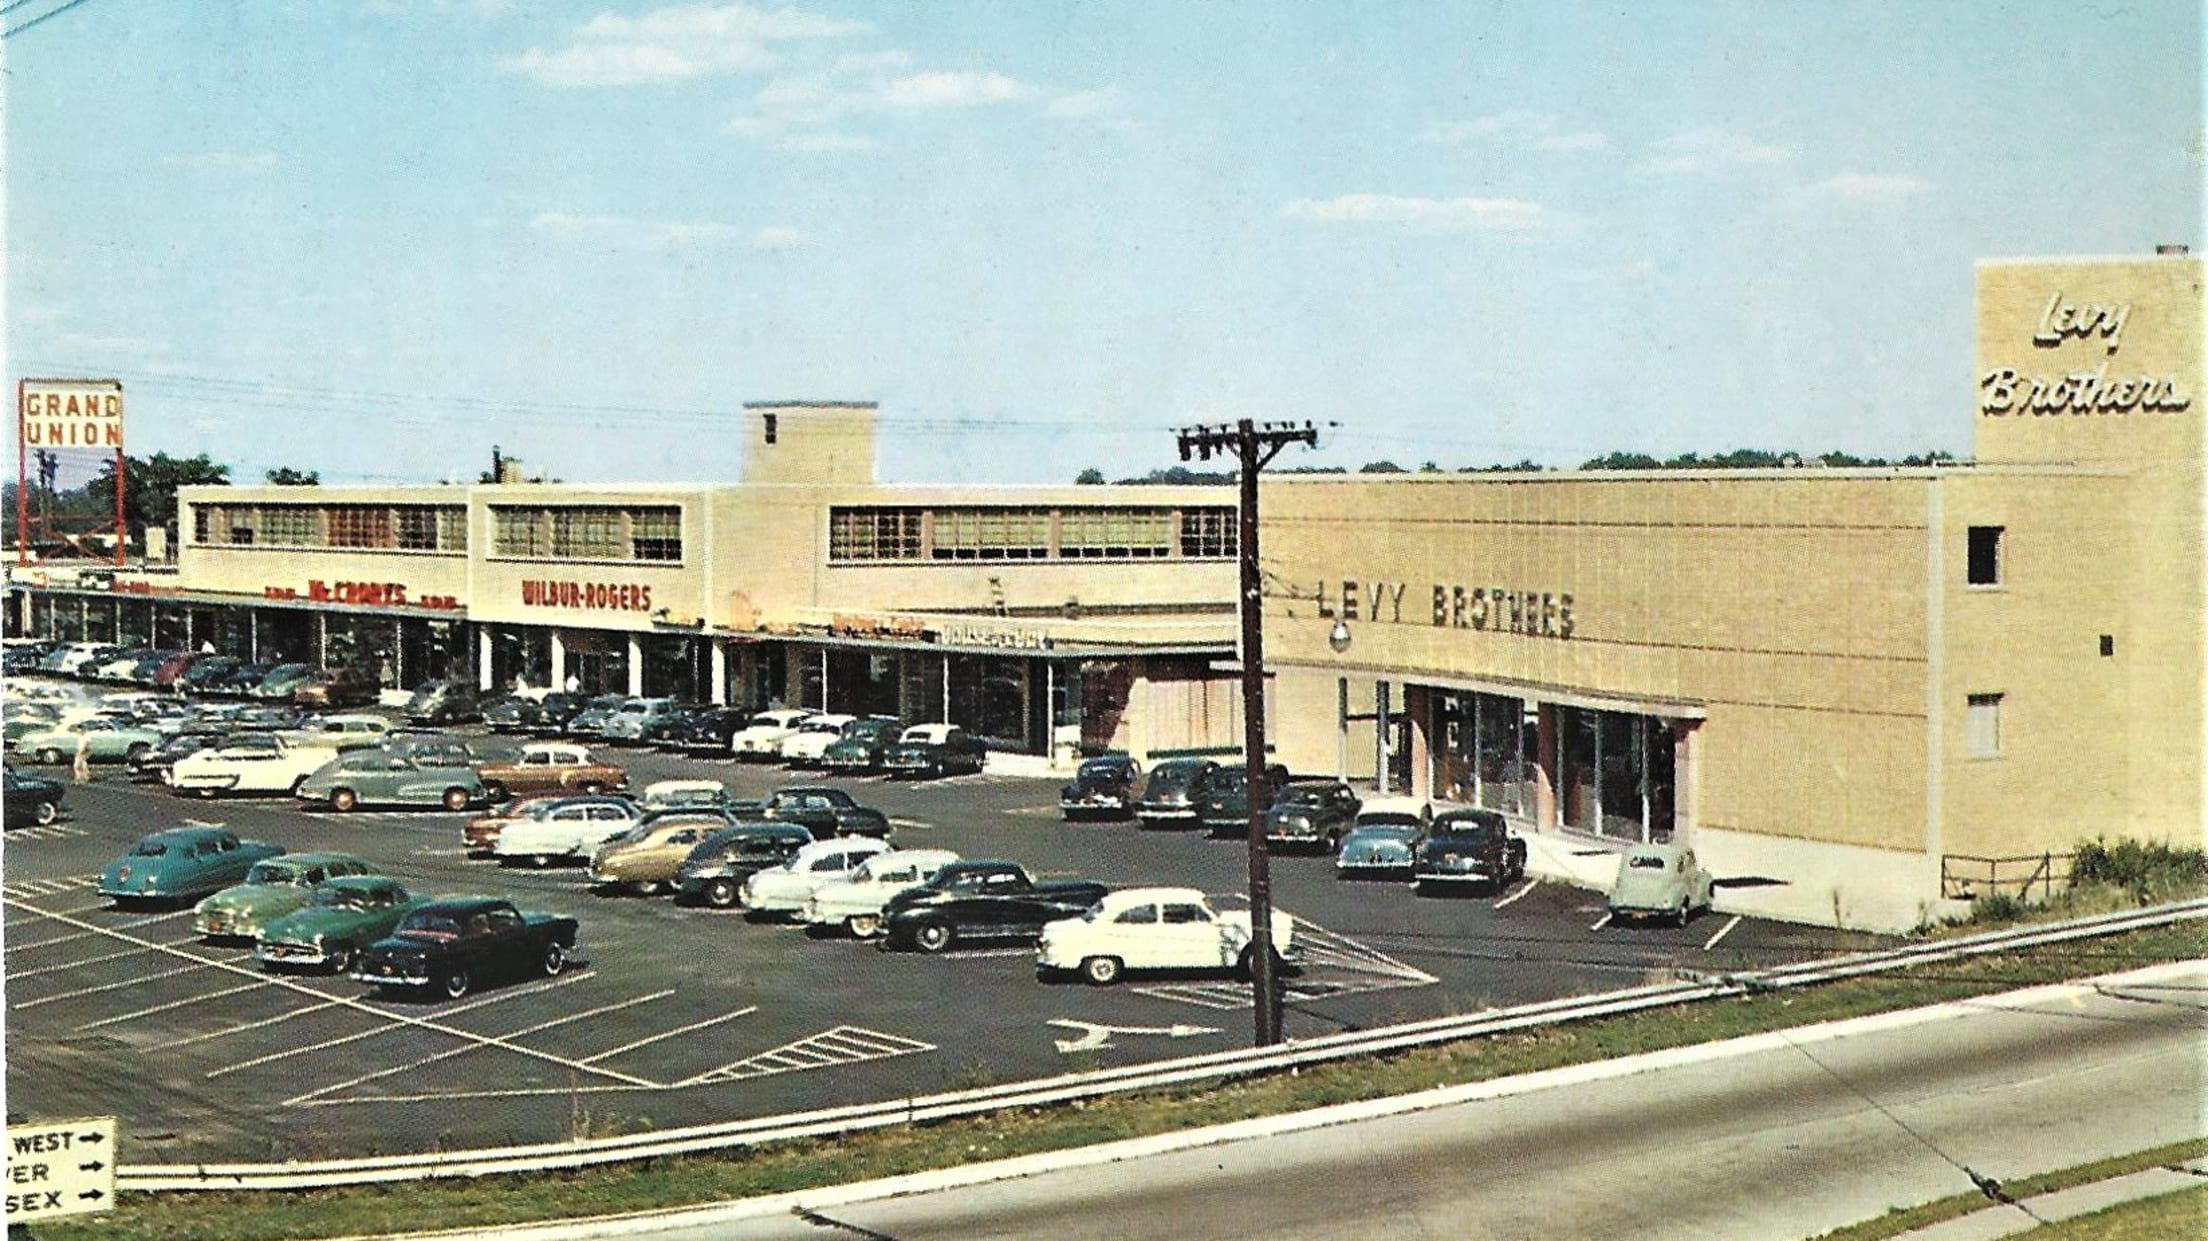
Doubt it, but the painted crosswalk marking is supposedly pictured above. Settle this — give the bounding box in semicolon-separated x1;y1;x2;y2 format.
682;1026;935;1085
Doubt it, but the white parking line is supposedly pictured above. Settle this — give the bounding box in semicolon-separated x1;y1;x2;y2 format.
285;991;674;1106
579;1005;758;1065
1702;915;1743;951
1494;879;1539;909
149;998;351;1052
13;959;226;1009
10;911;192;952
77;981;267;1031
206;972;600;1079
1590;912;1614;932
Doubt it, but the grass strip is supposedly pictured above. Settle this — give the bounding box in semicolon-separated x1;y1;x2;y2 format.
1808;1136;2208;1240
2039;1182;2208;1240
38;919;2207;1241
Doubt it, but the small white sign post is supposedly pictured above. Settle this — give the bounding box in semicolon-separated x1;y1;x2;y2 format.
4;1117;116;1225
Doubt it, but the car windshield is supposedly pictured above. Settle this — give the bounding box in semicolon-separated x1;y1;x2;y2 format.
396;913;460;940
1358;814;1423;829
1148;767;1202;793
245;862;303;885
1274;788;1324;808
311;887;376;909
1422;830;1495;853
129;839;170;857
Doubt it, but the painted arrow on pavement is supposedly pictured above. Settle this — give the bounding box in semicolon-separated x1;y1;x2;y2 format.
1050;1018;1223;1053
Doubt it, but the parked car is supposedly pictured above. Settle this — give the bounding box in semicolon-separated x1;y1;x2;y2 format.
491;794;642;867
1608;843;1716;926
672;822;815;908
473;742;627;803
586;810;742;896
1037;886;1297;985
739;836;896;917
1412;808;1528;894
193;853;380;941
640;703;714;748
278;713;393;752
351;897;579;1000
1058;753;1142;820
1264;781;1363;852
168;735;343;798
735;785;892;839
881;860;1110;954
3;764;66;825
1334;797;1431;879
206;660;278;696
150;650;211;689
523;692;593;734
255;876;430;973
729;707;816;759
463;794;572;856
293;666;381;708
637;779;734;812
801;848;960;938
248;663;317;700
883;723;988;779
1133;758;1221;828
404;679;481;725
12;717;162;765
98;826;285;906
776;713;859;766
296;748;487;812
598;697;685;745
665;705;750;753
128;729;222;784
561;693;629;738
818;717;906;773
179;655;242;694
1198;763;1294;836
88;648;153;682
479;694;538;733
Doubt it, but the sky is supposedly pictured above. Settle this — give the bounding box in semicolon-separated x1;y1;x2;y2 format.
5;1;2203;489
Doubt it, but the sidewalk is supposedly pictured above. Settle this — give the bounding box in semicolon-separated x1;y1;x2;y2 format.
1890;1158;2208;1239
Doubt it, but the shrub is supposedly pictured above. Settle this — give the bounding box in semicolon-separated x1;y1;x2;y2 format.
2071;838;2208;905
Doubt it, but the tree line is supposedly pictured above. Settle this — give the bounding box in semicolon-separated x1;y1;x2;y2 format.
1077;448;1958;484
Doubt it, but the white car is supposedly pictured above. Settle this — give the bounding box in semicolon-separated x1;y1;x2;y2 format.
1036;886;1297;986
492;796;643;868
729;708;816;759
777;714;857;766
801;848;960;938
278;713;393;752
168;735;343;797
739;836;893;916
638;779;731;812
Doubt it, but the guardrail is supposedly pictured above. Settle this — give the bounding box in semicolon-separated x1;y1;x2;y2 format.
123;897;2208;1192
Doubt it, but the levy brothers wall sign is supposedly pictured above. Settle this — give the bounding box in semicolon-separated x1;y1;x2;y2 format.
1981;292;2191;417
1314;578;1577;639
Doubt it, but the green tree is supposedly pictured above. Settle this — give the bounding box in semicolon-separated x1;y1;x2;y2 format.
264;466;320;485
1357;460;1407;474
1074;468;1107;485
88;452;230;532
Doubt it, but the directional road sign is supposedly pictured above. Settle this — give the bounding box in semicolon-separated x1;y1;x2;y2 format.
5;1116;116;1224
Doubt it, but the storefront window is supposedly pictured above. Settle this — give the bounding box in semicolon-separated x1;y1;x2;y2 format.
901;653;945;723
1558;705;1676;842
827;650;900;718
948;653;1029;748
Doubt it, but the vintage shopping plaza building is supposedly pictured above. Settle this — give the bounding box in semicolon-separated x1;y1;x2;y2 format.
9;251;2202;927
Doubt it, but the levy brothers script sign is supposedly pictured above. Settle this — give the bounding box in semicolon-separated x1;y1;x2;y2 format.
1981;292;2191;417
1316;578;1576;639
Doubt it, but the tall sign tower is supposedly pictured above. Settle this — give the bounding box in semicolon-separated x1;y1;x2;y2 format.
16;378;126;566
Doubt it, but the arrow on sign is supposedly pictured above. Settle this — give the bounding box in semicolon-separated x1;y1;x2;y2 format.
1049;1019;1222;1053
79;1161;104;1174
77;1132;105;1144
77;1191;103;1203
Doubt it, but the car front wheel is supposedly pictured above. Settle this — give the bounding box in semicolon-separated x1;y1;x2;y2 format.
704;878;740;909
912;922;954;953
440;968;471;1000
540;943;567;977
845;913;882;938
1081;955;1123;986
30;799;57;826
328;788;358;812
441;787;471;812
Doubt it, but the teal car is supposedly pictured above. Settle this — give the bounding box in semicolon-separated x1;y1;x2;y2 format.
193;852;379;941
295;748;486;812
12;717;162;765
255;876;429;973
97;826;285;906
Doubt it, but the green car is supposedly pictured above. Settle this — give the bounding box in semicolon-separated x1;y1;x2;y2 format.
97;826;285;906
295;749;486;812
193;853;380;941
818;718;906;773
12;717;162;765
255;876;429;973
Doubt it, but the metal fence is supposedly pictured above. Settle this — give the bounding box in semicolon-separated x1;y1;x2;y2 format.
122;897;2208;1192
1941;852;2075;902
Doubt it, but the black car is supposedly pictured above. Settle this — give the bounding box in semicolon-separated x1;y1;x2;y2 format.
480;695;538;733
179;655;242;695
881;724;988;779
4;765;66;826
642;703;714;748
1134;758;1221;828
668;706;750;753
1058;753;1142;820
404;679;480;725
1197;763;1293;836
881;860;1110;954
209;661;279;696
523;692;592;734
1263;781;1363;852
561;694;629;738
1412;808;1528;893
127;729;227;784
352;897;578;1000
735;785;893;839
671;822;815;908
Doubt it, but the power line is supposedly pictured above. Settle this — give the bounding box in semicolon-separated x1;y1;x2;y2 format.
2;0;93;40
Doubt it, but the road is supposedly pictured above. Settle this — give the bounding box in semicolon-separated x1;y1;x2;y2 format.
662;963;2207;1241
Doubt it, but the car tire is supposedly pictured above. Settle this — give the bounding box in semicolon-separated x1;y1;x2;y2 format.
1236;944;1286;983
1081;955;1123;986
441;787;471;812
845;913;882;939
912;922;954;954
483;781;508;804
31;799;57;826
328;788;358;812
440;968;471;1000
327;946;356;975
629;879;664;897
125;742;151;761
540;943;567;977
1674;899;1692;928
290;774;311;795
528;853;552;869
704;878;740;909
36;747;61;765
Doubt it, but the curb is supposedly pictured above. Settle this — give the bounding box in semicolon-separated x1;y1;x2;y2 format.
372;959;2206;1241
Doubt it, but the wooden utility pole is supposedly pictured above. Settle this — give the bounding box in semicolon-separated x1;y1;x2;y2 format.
1174;418;1317;1046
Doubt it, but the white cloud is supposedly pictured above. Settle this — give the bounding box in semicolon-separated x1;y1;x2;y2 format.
1280;193;1549;232
1804;172;1928;202
501;4;871;87
1430;110;1606;152
876;71;1031;110
160;151;280;171
753;225;808;250
529;212;738;248
1638;127;1792;175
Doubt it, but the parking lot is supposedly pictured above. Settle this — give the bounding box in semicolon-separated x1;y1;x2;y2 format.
4;708;1884;1165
